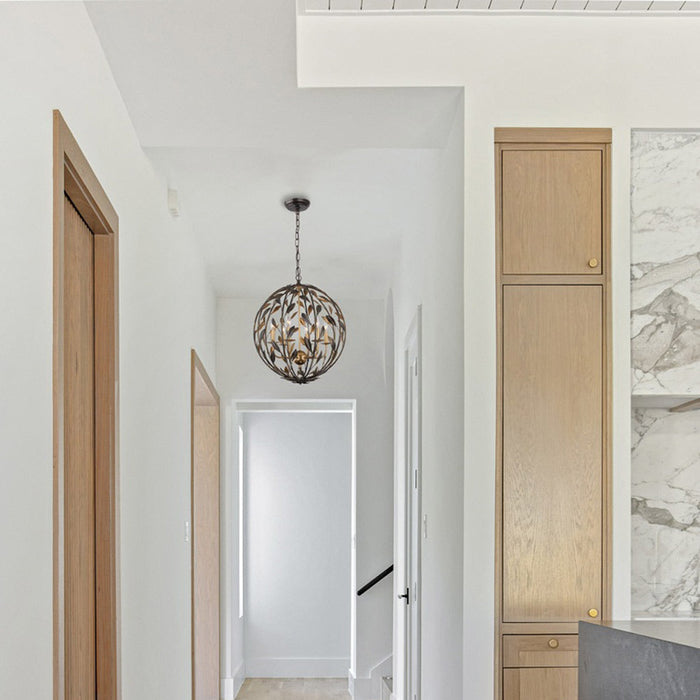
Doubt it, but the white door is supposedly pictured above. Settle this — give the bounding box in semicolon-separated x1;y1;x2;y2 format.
403;310;421;700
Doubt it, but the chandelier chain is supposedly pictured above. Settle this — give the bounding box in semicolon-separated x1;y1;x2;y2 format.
295;211;302;284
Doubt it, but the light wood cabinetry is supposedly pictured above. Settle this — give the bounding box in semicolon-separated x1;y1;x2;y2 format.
503;635;579;669
503;285;603;623
502;149;602;275
495;128;611;700
503;668;578;700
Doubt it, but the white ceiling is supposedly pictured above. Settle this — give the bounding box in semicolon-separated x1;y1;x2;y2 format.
146;146;442;299
86;1;459;150
85;0;460;300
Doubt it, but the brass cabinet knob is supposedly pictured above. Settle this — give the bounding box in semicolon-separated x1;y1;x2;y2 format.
588;257;599;269
548;638;559;649
588;608;599;618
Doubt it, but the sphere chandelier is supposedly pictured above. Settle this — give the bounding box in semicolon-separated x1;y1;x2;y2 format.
253;197;346;384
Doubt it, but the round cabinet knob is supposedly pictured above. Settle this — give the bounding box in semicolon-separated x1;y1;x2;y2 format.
548;638;559;649
588;608;599;618
588;258;599;269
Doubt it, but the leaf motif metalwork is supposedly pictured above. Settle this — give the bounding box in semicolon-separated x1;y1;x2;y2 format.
253;282;347;384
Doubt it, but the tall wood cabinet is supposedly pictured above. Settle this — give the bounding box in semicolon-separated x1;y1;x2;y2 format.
495;128;612;700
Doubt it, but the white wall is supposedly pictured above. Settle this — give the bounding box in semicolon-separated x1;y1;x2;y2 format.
217;298;393;691
390;104;465;700
297;12;700;699
241;411;352;677
0;5;216;700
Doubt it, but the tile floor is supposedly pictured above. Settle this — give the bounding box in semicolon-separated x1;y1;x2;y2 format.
236;678;349;699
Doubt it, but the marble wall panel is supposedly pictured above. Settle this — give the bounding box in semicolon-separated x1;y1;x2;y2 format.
631;408;700;615
631;131;700;394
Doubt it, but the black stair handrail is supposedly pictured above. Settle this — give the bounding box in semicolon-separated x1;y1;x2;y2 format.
357;564;393;596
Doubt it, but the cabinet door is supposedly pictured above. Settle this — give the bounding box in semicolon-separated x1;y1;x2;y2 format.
504;668;578;700
503;635;578;668
502;285;603;622
501;149;602;275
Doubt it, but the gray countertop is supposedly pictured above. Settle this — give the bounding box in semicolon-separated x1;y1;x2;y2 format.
596;620;700;650
579;621;700;699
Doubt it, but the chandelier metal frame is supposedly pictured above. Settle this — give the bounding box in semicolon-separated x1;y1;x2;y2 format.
253;198;347;384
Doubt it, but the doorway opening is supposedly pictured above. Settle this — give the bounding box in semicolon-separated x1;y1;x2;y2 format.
191;351;221;700
228;400;356;698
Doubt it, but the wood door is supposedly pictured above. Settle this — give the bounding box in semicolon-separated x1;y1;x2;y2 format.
501;149;602;275
502;285;603;622
191;352;220;700
64;196;96;698
503;668;578;700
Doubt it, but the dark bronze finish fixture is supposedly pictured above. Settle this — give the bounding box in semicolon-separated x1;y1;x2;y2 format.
253;197;346;384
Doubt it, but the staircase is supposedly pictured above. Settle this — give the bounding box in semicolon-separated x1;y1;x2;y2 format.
355;565;394;700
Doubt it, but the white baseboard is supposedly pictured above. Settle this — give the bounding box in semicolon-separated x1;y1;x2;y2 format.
222;661;246;700
245;657;350;678
350;655;392;700
371;655;393;700
222;677;234;700
349;670;373;700
234;661;246;698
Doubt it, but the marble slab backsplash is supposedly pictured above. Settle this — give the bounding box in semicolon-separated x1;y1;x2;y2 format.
631;130;700;394
631;408;700;615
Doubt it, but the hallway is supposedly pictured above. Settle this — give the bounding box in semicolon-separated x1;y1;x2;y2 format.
237;678;349;699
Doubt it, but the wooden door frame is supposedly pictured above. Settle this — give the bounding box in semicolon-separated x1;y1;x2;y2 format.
190;350;221;700
53;110;120;700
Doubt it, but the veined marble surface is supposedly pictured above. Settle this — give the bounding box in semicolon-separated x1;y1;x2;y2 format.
631;130;700;394
631;408;700;615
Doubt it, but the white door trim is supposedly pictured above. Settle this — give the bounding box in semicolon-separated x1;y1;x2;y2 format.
402;307;422;700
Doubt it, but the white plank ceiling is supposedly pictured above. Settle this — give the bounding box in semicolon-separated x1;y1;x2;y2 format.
305;0;700;12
